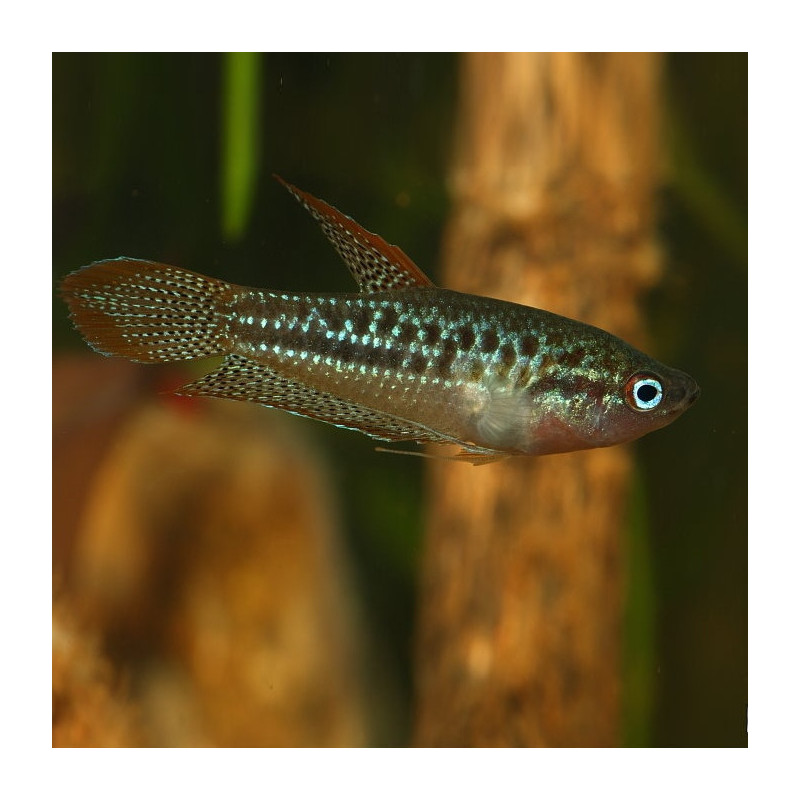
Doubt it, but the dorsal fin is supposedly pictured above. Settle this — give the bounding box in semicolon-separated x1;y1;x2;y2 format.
274;175;436;293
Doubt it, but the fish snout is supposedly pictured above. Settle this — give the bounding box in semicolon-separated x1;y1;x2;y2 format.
669;370;700;410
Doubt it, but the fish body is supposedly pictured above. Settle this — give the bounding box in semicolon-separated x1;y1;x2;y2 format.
61;178;699;464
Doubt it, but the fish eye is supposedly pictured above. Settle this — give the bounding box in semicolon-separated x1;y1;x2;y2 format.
625;373;663;411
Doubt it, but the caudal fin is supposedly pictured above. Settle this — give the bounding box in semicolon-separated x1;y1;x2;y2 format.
60;258;235;363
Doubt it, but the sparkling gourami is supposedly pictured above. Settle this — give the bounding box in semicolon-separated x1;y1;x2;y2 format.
60;177;699;464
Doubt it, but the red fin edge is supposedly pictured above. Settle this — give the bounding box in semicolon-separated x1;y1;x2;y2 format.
274;175;436;293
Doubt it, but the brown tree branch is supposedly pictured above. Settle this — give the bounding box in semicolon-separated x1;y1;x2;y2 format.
413;52;662;747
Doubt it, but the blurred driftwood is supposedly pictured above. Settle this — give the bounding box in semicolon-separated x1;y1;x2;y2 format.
53;590;143;747
53;358;372;746
414;52;662;746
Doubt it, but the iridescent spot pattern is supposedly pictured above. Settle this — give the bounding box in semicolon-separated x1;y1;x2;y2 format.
61;177;699;464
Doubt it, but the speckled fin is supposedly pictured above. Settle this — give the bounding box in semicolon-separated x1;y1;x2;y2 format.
275;175;436;293
178;354;453;444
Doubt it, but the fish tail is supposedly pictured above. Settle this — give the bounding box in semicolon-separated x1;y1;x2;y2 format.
60;258;235;363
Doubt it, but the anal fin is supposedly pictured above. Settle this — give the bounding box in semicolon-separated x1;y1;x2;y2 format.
178;355;453;445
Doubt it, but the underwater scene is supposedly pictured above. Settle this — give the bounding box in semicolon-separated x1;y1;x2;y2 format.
53;53;746;747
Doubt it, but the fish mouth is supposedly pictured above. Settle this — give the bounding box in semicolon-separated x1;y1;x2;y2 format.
668;370;701;410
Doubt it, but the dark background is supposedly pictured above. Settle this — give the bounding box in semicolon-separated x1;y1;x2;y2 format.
52;52;746;746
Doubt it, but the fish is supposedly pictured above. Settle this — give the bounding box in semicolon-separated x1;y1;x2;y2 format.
60;176;700;464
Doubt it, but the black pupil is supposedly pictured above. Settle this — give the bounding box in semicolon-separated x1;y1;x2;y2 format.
637;383;658;403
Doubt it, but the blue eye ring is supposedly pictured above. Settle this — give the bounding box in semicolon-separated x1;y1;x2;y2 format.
625;373;663;411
